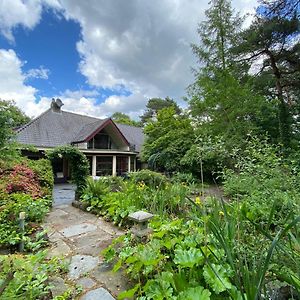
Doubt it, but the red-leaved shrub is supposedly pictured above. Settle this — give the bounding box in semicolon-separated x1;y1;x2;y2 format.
5;164;42;198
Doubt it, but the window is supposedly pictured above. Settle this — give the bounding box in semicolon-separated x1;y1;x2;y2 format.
96;156;112;176
87;133;112;149
116;156;128;176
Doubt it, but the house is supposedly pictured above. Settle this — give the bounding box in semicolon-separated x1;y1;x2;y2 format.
16;98;145;180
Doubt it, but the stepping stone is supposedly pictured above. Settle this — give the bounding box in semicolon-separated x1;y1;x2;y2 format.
60;223;97;237
48;240;71;257
77;277;96;289
49;277;68;297
80;288;115;300
68;255;99;279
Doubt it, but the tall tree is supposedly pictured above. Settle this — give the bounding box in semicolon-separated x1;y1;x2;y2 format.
111;112;142;127
142;107;194;172
188;0;270;149
0;100;30;128
233;0;300;148
140;97;181;124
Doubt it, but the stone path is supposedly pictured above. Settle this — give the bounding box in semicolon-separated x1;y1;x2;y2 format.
44;184;130;299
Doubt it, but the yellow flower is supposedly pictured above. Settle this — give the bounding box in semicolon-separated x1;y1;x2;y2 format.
137;181;145;190
219;211;224;217
195;196;202;205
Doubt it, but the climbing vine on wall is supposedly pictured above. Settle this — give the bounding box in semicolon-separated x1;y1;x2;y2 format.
47;145;89;197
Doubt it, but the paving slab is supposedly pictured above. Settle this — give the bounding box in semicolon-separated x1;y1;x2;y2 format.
77;277;96;289
60;223;97;238
80;288;115;300
68;255;100;279
90;263;131;295
48;240;72;257
49;277;69;297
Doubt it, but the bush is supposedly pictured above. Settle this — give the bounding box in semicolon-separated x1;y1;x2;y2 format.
128;170;169;188
171;172;198;185
0;251;67;299
81;180;190;226
28;159;54;191
0;193;50;247
0;159;53;248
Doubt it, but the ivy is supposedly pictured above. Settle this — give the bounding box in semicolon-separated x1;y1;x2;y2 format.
47;145;89;197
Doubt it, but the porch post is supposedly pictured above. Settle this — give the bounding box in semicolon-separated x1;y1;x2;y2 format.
112;155;117;176
92;155;97;176
128;156;131;172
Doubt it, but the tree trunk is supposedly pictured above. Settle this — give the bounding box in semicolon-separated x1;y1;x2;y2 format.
265;49;291;148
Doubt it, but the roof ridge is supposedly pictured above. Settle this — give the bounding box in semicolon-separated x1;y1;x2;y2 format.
16;108;52;133
61;109;104;121
115;122;143;129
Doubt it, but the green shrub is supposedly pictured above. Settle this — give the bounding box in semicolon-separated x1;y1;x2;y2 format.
171;172;198;185
81;180;190;226
0;251;67;299
0;193;50;247
128;170;169;188
28;158;54;191
104;218;236;299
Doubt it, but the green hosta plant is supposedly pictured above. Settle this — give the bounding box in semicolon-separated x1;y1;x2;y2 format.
103;218;237;299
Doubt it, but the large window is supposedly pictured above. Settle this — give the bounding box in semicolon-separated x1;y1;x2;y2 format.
116;156;128;176
88;133;112;149
96;156;112;176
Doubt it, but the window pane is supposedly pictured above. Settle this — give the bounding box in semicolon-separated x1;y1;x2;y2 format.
96;156;112;176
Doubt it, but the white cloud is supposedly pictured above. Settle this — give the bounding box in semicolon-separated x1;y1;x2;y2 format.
0;49;49;117
59;0;258;114
25;66;50;80
0;0;42;42
0;0;258;119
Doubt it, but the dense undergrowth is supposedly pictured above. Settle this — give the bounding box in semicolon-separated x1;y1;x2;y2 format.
0;156;75;299
81;140;300;299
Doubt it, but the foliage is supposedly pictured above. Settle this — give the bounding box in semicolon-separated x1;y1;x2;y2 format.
0;159;53;248
0;191;51;248
101;137;300;299
1;164;42;199
142;107;194;172
171;172;198;185
0;251;67;299
233;0;300;148
103;218;237;299
128;170;169;188
190;0;243;71
0;99;30;128
222;137;300;227
140;97;181;124
181;135;230;178
47;145;89;197
81;179;190;226
27;159;54;192
111;112;142;127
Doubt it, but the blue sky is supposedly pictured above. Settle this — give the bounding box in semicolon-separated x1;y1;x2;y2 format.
0;0;257;118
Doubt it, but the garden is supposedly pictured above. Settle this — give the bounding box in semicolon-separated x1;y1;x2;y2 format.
78;139;300;300
0;154;80;299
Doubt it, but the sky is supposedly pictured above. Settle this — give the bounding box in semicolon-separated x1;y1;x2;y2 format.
0;0;258;120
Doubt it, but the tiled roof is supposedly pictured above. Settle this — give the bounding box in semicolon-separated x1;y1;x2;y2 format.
16;109;144;152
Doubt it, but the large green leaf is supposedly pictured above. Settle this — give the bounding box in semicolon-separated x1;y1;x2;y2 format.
178;286;211;300
203;263;233;294
173;248;204;268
